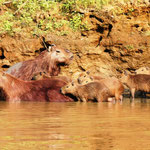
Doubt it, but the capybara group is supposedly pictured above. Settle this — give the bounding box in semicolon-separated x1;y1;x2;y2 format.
77;72;124;101
0;72;73;102
61;81;111;102
6;45;73;80
2;39;150;103
120;71;150;99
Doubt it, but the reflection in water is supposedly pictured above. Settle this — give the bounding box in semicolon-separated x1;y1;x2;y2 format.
0;99;150;149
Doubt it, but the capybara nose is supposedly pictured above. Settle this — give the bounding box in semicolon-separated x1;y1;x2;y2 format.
60;88;63;94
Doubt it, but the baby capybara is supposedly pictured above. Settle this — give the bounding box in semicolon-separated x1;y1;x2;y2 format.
61;81;111;102
77;72;124;101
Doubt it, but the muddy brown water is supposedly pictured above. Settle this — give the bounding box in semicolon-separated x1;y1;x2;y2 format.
0;98;150;150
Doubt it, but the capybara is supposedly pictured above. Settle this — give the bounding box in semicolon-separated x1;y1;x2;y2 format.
135;67;150;75
77;72;124;101
120;71;150;99
0;72;73;102
77;72;104;84
61;81;111;102
6;45;73;80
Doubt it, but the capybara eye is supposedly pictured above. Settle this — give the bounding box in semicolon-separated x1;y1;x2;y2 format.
84;75;86;77
56;50;61;53
51;44;55;47
65;49;70;53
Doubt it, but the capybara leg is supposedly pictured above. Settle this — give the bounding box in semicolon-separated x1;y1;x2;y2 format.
81;97;87;102
115;93;121;101
97;98;102;102
108;97;115;102
120;95;123;101
97;95;103;102
131;88;135;100
77;97;82;102
142;91;146;98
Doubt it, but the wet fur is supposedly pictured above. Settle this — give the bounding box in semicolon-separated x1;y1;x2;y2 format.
32;72;71;83
0;72;73;102
78;73;124;101
61;81;110;102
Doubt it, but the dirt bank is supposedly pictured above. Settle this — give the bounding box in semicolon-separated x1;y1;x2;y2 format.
0;5;150;78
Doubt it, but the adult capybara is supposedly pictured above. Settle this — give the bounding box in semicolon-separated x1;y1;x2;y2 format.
61;81;111;102
0;72;73;102
77;72;124;101
120;71;150;99
135;67;150;75
6;45;73;80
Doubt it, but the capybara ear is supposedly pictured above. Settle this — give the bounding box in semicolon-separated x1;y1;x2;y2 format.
90;76;94;80
86;71;90;75
47;46;53;52
51;44;56;47
77;78;81;84
47;44;56;52
146;67;149;70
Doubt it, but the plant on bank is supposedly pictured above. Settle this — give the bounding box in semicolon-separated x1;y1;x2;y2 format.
0;0;146;36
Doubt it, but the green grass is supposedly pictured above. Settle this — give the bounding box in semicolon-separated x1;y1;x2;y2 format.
0;0;147;37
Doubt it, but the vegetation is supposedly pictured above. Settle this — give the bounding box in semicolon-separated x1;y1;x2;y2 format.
0;0;147;37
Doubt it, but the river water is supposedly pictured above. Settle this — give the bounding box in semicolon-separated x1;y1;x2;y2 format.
0;98;150;150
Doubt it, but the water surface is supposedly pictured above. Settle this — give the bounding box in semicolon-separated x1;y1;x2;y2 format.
0;98;150;150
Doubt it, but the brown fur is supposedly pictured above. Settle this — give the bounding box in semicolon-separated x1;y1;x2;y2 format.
0;72;73;102
77;73;124;101
32;72;72;83
77;72;104;84
120;72;150;99
61;81;110;102
6;45;73;81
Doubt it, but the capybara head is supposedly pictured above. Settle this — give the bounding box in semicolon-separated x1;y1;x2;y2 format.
135;67;150;74
48;45;73;65
61;82;77;95
77;72;93;84
32;72;48;80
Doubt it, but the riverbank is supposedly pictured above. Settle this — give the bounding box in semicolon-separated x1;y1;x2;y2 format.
0;1;150;78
